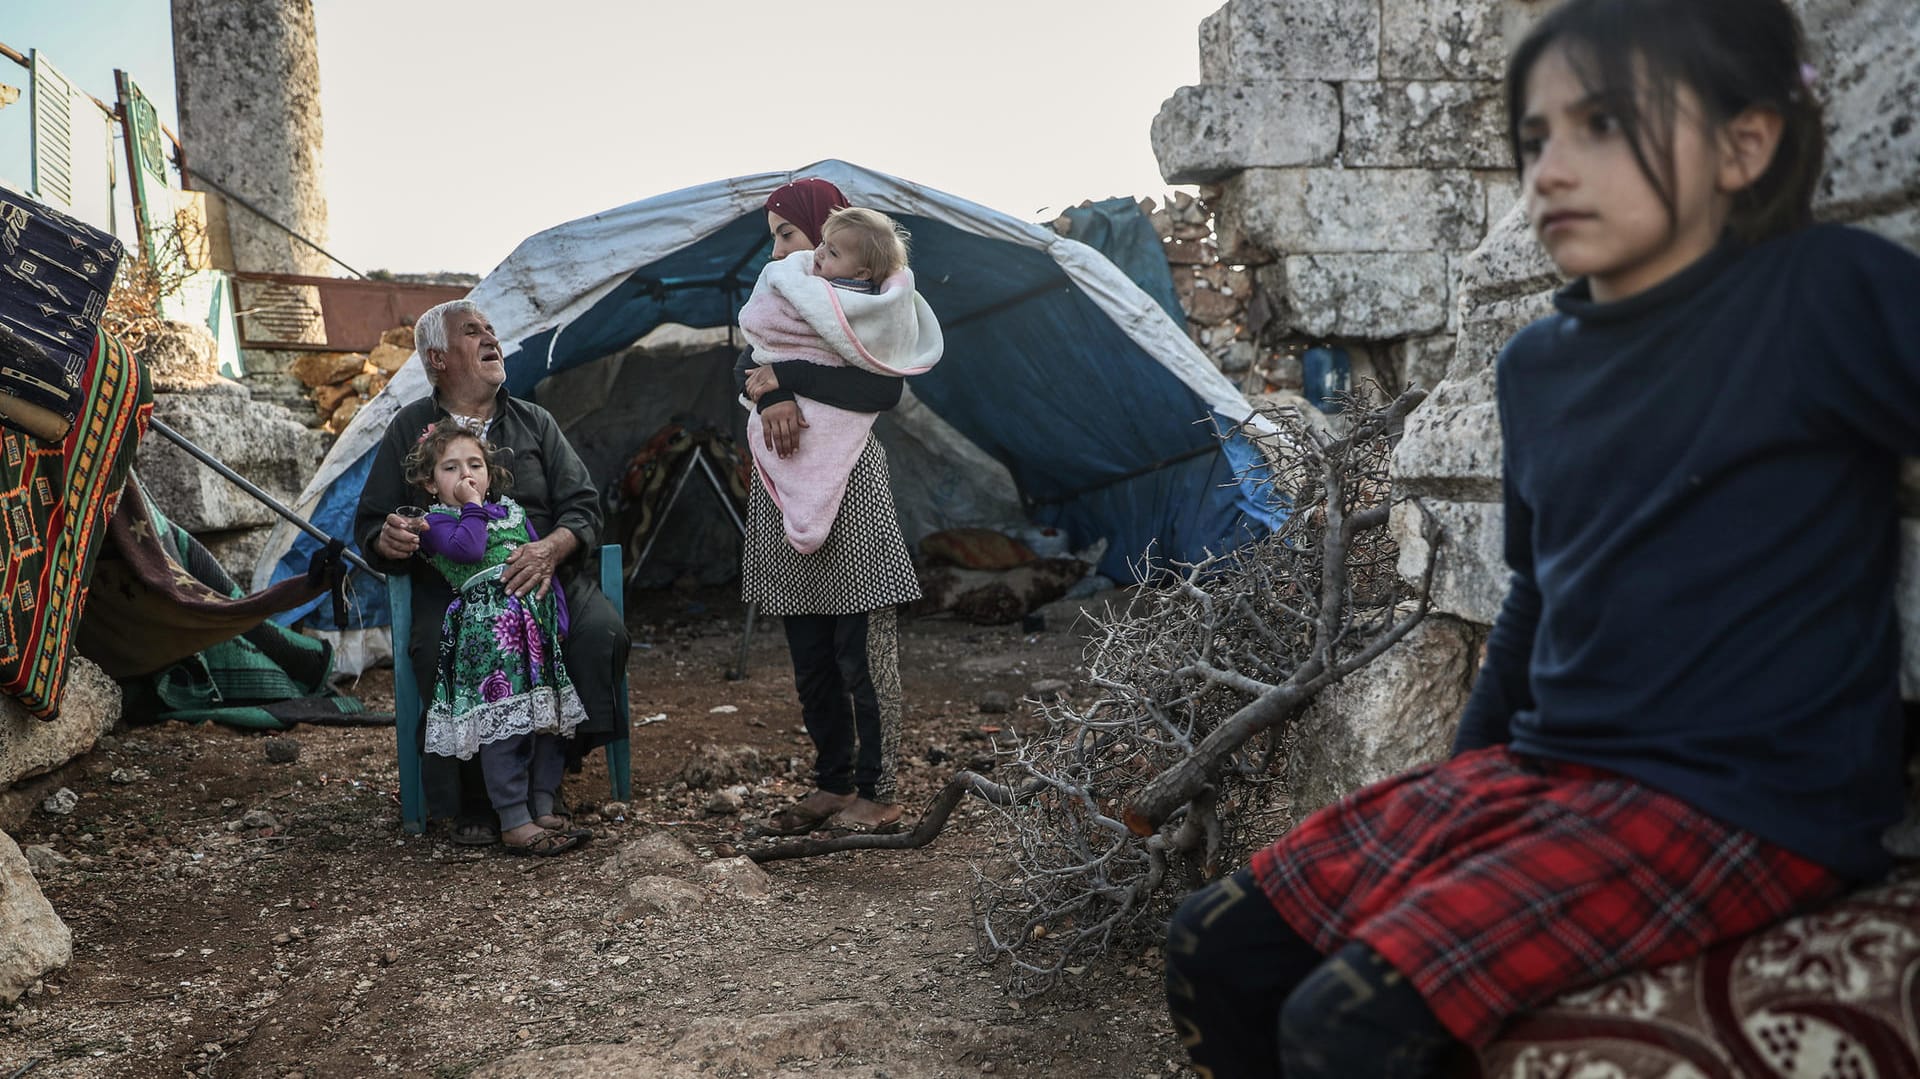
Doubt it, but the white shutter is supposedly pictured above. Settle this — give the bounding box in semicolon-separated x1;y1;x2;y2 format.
28;50;76;211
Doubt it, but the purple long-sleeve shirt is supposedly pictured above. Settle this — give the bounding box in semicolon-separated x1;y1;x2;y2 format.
419;501;571;636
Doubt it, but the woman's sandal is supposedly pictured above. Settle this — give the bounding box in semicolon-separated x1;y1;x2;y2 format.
503;827;585;857
766;790;856;836
829;799;906;835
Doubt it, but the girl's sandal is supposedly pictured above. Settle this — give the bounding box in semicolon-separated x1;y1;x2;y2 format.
503;828;584;857
535;812;592;840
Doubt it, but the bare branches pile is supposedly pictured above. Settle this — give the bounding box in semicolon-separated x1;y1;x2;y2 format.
101;207;207;356
972;386;1438;995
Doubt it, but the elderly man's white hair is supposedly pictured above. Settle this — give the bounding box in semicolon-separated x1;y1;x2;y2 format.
414;298;483;386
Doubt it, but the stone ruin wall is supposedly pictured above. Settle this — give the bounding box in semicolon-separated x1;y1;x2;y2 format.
1152;0;1920;811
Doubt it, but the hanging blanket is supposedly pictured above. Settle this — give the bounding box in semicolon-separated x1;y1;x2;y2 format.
737;249;942;553
0;189;125;443
0;329;150;718
75;474;339;678
80;479;370;729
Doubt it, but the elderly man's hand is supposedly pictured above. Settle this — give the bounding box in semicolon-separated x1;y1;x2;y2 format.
503;531;576;599
761;400;808;458
374;513;422;561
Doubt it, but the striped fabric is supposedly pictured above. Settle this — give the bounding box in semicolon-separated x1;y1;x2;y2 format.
0;329;150;717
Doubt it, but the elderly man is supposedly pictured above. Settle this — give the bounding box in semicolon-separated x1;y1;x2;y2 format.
356;299;630;847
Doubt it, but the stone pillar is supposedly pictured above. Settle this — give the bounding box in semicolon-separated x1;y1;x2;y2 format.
171;0;330;277
171;0;332;414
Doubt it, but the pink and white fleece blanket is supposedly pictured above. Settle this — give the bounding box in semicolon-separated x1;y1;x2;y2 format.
738;249;943;553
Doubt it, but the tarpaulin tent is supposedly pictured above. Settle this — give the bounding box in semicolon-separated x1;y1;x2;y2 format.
251;161;1280;661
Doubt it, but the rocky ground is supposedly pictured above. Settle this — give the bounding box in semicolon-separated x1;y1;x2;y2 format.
0;588;1191;1078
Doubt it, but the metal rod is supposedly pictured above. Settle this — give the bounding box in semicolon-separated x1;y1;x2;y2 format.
178;166;366;279
695;451;748;535
146;416;382;578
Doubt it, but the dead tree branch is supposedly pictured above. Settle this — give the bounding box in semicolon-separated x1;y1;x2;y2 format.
972;385;1440;995
743;772;1044;864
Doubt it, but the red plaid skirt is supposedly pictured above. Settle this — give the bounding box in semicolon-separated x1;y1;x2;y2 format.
1250;747;1842;1046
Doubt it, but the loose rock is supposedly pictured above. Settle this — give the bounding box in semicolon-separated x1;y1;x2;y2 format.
263;737;301;764
677;744;765;789
40;788;78;817
698;856;772;901
107;767;149;785
23;845;71;874
617;876;709;920
1027;679;1070;702
599;830;702;881
241;809;279;831
704;789;744;816
977;690;1012;714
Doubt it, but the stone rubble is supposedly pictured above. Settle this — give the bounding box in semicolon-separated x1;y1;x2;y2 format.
293;323;414;435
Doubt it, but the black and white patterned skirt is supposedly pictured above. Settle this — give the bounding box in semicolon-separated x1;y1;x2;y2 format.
742;436;922;617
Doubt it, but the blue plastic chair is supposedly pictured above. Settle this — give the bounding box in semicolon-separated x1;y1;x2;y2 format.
388;544;633;834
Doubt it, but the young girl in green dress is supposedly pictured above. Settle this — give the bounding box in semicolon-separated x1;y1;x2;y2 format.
406;421;588;856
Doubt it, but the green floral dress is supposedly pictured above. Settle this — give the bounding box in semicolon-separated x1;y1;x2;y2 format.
420;497;586;759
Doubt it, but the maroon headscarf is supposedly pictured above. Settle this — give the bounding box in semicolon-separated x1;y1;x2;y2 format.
764;178;850;247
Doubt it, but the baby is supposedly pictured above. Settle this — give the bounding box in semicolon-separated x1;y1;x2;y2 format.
736;206;942;553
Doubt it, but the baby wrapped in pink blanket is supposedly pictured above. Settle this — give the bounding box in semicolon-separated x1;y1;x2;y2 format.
738;227;942;553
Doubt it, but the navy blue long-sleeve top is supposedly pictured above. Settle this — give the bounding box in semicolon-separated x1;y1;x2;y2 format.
1454;225;1920;883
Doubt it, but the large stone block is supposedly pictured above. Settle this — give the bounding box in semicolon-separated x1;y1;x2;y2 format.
0;656;118;790
1800;0;1920;216
0;830;70;1003
138;321;222;393
1477;170;1524;236
1222;168;1484;254
1287;615;1477;817
1448;288;1556;383
1225;0;1380;81
1394;498;1510;627
1153;82;1340;184
1393;365;1503;500
136;384;325;533
1342;81;1510;169
1381;0;1549;80
1270;252;1451;338
1457;199;1562;308
1198;2;1233;85
1391;333;1457;393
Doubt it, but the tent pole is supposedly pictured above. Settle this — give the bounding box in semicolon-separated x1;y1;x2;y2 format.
622;445;757;679
147;417;382;578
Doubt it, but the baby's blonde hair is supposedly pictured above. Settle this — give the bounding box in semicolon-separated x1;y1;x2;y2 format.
821;207;910;283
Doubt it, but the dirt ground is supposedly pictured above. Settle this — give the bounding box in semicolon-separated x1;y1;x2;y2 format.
0;588;1192;1079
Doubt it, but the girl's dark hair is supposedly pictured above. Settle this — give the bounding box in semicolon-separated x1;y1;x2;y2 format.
404;420;514;497
1506;0;1824;245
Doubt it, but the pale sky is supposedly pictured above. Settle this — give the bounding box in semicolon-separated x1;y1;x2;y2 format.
3;0;1220;277
314;0;1222;275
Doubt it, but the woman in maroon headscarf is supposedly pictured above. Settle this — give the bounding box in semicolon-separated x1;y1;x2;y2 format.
736;177;921;833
